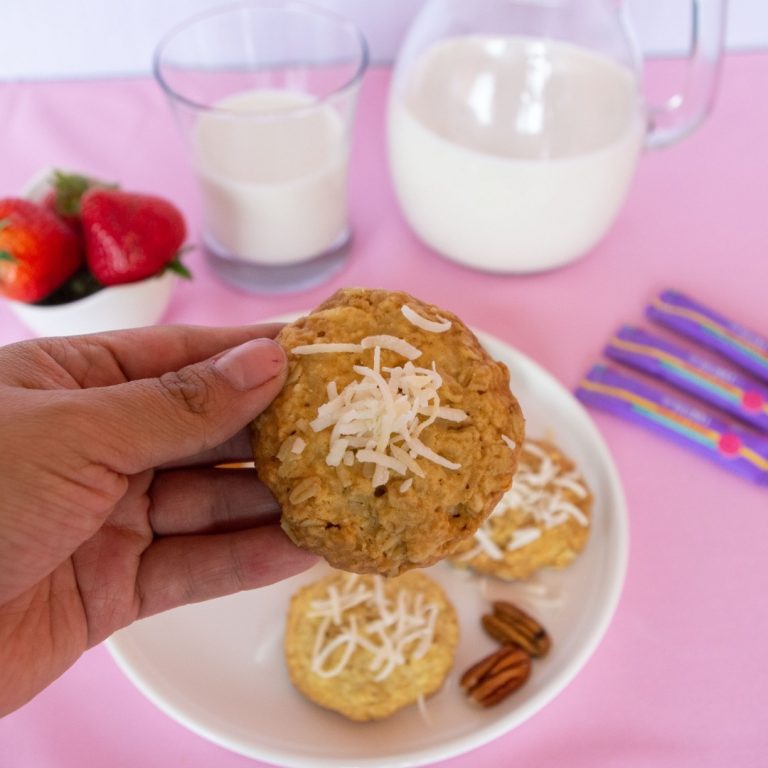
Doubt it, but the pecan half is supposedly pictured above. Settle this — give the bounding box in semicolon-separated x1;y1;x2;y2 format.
481;601;551;658
460;646;531;707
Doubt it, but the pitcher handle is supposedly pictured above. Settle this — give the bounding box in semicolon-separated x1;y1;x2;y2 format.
644;0;726;149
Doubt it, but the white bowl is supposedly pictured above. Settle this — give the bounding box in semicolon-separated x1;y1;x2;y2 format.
5;270;177;336
3;167;177;336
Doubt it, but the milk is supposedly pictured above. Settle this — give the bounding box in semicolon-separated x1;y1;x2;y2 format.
388;36;645;272
195;90;348;265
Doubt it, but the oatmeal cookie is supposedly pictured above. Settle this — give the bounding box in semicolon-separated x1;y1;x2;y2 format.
252;287;524;576
451;439;592;580
284;569;458;721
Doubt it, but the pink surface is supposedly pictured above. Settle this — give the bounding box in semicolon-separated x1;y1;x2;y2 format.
1;56;767;767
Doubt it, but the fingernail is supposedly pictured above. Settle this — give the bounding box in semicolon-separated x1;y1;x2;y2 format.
214;338;286;391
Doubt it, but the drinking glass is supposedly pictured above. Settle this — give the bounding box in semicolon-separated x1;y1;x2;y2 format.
155;0;368;292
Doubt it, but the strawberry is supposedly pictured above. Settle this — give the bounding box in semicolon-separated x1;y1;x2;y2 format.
80;188;189;286
0;198;83;302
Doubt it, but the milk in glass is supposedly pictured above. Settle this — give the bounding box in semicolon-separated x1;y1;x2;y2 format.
196;90;348;265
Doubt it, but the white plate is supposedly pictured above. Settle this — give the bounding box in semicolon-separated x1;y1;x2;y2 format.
106;330;628;767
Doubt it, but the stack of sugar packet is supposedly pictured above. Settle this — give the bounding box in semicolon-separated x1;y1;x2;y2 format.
576;290;768;484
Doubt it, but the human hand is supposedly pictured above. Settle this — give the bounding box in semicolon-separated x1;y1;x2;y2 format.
0;325;318;716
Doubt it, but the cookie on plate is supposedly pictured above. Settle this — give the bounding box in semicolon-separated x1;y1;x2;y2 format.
451;439;592;580
252;287;524;576
284;569;458;721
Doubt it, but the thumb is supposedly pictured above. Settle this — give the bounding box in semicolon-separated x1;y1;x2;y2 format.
77;337;287;473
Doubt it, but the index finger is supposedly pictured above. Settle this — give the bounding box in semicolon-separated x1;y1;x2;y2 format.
41;323;285;384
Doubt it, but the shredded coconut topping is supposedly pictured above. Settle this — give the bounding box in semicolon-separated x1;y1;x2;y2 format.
466;440;589;560
401;304;452;333
501;434;517;451
473;526;505;560
308;575;439;681
283;323;467;490
277;435;307;462
506;526;542;551
360;335;422;361
309;352;466;488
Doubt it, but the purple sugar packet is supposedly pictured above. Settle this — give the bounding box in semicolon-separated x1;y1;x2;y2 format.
605;325;768;433
647;290;768;383
576;364;768;484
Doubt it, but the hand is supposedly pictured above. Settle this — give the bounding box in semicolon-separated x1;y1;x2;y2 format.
0;325;318;716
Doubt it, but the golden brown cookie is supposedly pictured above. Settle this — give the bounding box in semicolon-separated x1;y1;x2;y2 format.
451;439;592;580
284;569;458;721
252;287;524;576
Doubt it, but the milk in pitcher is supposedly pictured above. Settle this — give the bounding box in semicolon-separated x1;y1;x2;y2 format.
388;36;645;271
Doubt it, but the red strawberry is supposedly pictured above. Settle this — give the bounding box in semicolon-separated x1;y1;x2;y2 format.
80;188;189;286
0;198;83;302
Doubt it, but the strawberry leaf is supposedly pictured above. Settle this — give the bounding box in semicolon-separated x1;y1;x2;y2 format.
0;249;16;263
49;170;117;217
164;255;193;279
164;247;194;279
51;171;92;216
49;171;93;216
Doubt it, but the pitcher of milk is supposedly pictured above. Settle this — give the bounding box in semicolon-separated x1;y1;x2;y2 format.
388;0;724;272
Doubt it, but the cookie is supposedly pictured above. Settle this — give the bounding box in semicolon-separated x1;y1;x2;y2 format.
252;287;524;576
284;569;458;721
451;439;592;580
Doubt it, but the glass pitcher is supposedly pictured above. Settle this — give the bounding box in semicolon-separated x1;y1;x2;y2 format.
387;0;725;273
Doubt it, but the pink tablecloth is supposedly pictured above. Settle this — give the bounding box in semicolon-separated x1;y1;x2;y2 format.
1;56;767;767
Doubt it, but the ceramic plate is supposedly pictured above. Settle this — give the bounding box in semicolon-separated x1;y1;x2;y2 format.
106;330;628;767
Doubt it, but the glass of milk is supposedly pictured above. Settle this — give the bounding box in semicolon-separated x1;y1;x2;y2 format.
154;1;368;292
388;0;724;273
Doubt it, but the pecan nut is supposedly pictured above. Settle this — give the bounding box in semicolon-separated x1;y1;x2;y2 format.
481;601;551;658
460;646;531;707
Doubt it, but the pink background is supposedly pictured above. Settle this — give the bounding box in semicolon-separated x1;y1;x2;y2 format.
1;55;767;766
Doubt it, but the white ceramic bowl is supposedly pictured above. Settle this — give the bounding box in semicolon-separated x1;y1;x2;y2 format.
3;168;177;336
